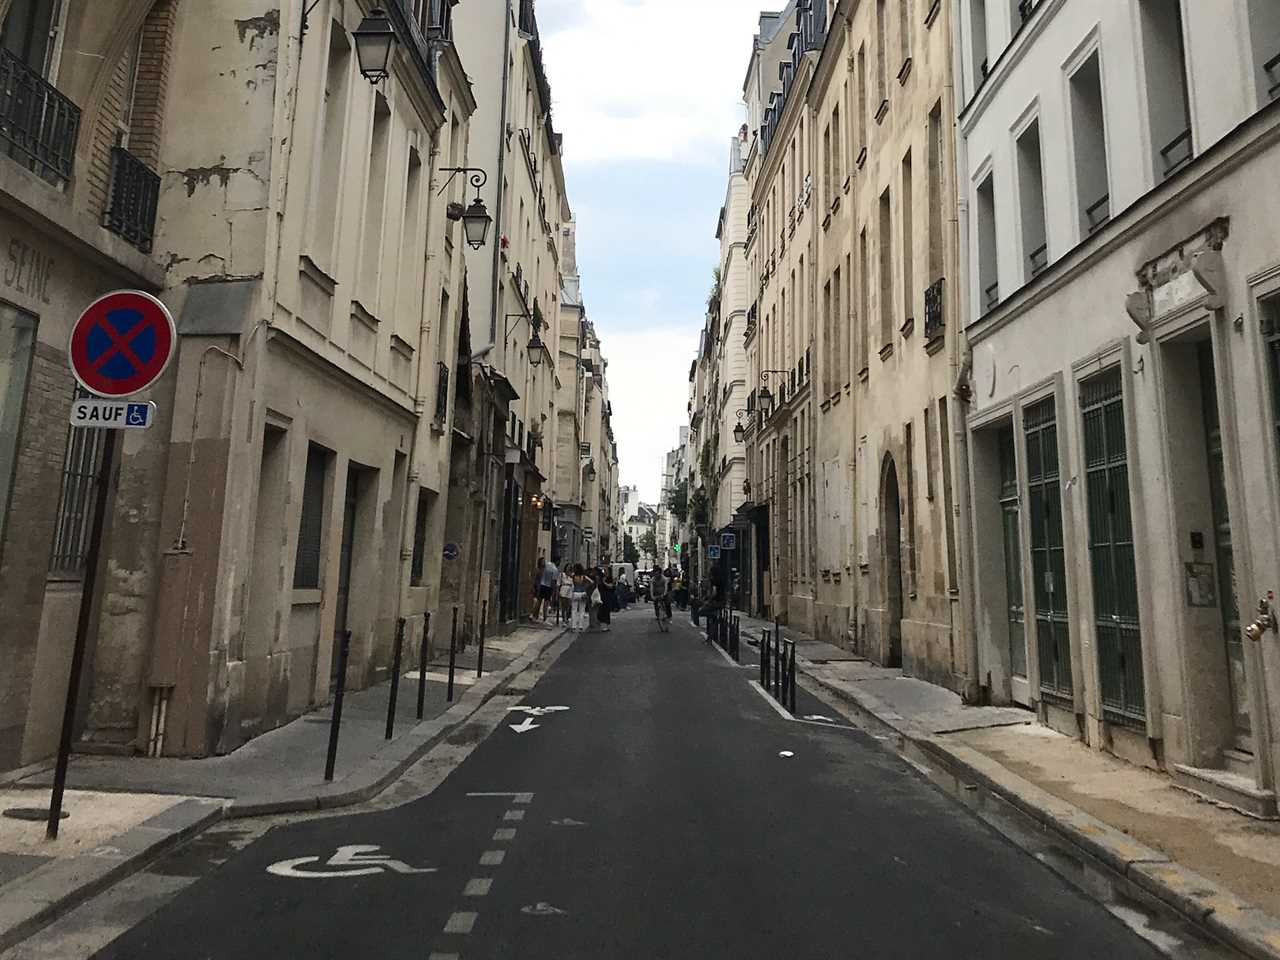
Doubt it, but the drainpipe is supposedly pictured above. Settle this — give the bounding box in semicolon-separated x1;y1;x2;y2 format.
487;0;514;351
948;0;982;705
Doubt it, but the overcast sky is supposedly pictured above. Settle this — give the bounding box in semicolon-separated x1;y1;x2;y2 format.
538;0;763;503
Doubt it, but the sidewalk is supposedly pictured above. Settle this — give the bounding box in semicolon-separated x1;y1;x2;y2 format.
0;622;567;951
728;611;1280;960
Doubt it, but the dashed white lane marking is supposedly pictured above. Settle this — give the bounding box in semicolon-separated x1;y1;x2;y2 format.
428;953;460;960
444;912;477;934
467;791;534;803
464;878;493;897
479;850;506;866
493;827;517;841
504;809;526;821
747;679;794;720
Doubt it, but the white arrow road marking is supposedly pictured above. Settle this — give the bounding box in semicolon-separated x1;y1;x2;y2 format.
550;818;587;827
509;717;540;733
266;844;437;878
506;705;570;717
802;715;837;723
778;751;795;758
521;902;569;916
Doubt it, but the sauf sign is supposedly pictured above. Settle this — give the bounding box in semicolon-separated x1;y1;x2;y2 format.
70;398;156;429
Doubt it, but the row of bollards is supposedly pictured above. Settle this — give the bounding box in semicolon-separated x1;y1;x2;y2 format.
759;620;796;714
327;600;490;783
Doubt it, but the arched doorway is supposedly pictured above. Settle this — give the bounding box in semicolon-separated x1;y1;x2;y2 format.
882;457;903;668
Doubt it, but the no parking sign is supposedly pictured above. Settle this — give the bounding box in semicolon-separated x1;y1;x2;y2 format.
69;290;175;399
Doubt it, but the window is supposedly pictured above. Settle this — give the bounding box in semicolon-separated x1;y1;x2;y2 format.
397;145;424;343
1139;0;1191;179
410;488;431;585
976;172;998;311
832;105;842;188
875;0;889;104
1081;370;1145;725
823;278;833;390
1069;51;1110;236
939;397;957;586
1016;119;1048;279
856;46;868;161
1262;294;1280;474
0;304;35;551
998;424;1026;676
1025;396;1071;699
822;123;832;208
899;0;913;68
48;392;107;578
970;0;989;87
311;25;352;268
843;255;852;384
879;187;893;347
904;419;917;594
858;227;870;372
294;445;330;589
0;0;60;75
923;405;935;500
832;263;843;386
1247;0;1280;104
928;102;945;284
901;150;914;330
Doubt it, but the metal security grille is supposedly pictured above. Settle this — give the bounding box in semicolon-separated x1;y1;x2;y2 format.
1081;371;1145;726
1024;396;1072;700
999;427;1026;678
48;395;106;578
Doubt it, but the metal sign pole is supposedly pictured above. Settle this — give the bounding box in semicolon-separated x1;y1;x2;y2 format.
47;430;116;840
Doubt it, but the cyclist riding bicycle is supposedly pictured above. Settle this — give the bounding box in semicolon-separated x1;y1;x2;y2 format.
650;567;672;629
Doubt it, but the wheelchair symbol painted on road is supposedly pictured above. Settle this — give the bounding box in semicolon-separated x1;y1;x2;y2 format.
266;844;436;879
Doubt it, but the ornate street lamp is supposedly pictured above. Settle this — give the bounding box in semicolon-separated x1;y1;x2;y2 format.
527;330;545;366
440;168;492;250
732;409;750;443
353;8;396;83
757;369;790;406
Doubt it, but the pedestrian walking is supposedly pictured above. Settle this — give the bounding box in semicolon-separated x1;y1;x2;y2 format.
597;569;617;631
533;556;558;623
558;566;573;624
570;564;592;632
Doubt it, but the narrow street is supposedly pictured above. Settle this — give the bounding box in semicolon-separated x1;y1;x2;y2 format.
82;609;1159;960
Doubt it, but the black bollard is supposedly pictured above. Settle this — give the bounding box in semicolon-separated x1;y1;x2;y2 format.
447;607;458;702
324;630;352;782
478;600;487;679
416;611;430;720
761;632;770;690
788;640;797;714
385;618;405;740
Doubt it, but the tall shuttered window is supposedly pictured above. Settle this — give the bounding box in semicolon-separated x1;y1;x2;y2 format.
1081;371;1145;726
293;445;329;589
1025;396;1072;700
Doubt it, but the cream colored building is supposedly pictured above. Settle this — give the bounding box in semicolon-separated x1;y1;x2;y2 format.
0;0;481;764
957;0;1280;814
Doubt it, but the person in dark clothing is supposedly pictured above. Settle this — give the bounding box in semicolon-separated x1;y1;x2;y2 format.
596;569;616;631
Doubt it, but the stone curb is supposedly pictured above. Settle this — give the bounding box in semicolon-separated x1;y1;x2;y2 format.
797;660;1280;960
228;626;569;817
0;797;224;953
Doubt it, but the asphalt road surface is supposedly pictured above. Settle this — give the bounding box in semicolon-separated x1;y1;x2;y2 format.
90;609;1161;959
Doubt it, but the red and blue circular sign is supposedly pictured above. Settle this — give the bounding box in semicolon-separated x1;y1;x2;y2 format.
69;290;176;398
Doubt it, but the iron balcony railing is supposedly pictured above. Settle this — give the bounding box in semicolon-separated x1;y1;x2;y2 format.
1085;193;1111;234
1028;242;1048;278
924;277;945;341
0;47;80;185
1266;51;1280;101
1160;128;1193;179
984;281;1000;310
103;146;160;252
434;361;449;422
1018;0;1036;23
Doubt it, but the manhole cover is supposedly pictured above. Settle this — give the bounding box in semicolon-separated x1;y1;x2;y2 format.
3;807;66;822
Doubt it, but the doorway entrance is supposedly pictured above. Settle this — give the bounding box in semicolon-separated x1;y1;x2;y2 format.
882;457;903;668
998;426;1028;694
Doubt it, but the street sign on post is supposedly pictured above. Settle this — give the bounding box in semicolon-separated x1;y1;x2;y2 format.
70;398;156;429
707;545;721;560
720;532;737;550
69;290;176;399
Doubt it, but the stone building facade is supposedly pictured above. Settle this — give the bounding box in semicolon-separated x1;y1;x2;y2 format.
957;0;1280;813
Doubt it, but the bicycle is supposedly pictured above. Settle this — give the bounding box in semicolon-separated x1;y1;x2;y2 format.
653;595;672;632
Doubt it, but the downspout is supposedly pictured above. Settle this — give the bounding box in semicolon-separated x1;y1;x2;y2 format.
487;0;514;351
948;0;981;704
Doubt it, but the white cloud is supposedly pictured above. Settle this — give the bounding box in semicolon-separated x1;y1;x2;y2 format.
541;0;760;165
600;323;699;502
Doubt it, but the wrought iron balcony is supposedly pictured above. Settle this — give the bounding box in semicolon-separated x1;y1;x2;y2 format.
434;361;449;422
0;47;79;185
984;281;1000;310
103;146;160;252
1018;0;1036;23
1085;193;1111;234
1266;51;1280;101
924;277;945;341
1028;243;1048;278
1160;128;1193;179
